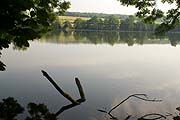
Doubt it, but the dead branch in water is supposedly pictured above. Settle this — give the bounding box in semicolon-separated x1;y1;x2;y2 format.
41;70;78;104
41;70;86;116
97;94;162;120
75;77;86;102
108;94;162;115
55;98;85;116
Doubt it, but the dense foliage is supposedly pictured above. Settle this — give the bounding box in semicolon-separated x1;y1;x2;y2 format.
0;0;70;71
60;16;121;30
57;14;180;32
57;16;156;31
0;97;57;120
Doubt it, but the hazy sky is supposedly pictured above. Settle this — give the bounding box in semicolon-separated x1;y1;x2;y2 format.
67;0;137;15
67;0;176;15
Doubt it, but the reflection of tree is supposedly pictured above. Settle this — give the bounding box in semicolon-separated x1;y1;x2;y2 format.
120;32;135;46
74;31;86;41
103;32;119;45
74;31;119;45
85;31;103;44
167;33;180;47
0;97;57;120
2;30;180;71
43;31;180;47
42;31;76;43
134;32;148;45
0;97;24;120
63;30;72;38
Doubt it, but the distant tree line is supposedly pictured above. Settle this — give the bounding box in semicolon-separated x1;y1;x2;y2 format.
54;15;180;32
56;12;128;19
74;16;120;30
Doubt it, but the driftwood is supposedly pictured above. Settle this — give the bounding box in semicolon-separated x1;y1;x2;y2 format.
75;78;86;102
41;70;86;116
98;94;162;120
41;70;78;104
108;94;162;115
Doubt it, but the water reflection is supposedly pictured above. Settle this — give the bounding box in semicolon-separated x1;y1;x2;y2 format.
2;95;180;120
1;31;180;119
43;31;180;46
1;31;180;71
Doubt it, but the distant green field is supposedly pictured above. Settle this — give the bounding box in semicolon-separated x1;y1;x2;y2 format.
57;16;90;23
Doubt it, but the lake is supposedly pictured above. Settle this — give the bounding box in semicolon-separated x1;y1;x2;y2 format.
1;31;180;120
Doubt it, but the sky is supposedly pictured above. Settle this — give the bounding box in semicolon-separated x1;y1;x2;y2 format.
67;0;137;15
67;0;176;15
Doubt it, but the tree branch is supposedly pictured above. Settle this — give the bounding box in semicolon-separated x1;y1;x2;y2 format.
75;77;86;102
41;70;86;116
41;70;79;105
108;94;162;115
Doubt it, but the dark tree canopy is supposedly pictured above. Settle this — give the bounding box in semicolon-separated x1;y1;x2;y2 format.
0;0;70;71
118;0;180;34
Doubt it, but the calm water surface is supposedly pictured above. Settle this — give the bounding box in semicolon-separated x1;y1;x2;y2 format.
1;31;180;119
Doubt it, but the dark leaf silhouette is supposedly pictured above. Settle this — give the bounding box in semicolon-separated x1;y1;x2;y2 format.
0;97;24;120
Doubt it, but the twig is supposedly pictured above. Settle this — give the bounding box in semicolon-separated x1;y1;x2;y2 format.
108;94;162;115
41;70;78;104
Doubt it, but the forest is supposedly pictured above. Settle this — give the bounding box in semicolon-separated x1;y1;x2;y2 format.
54;13;180;32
